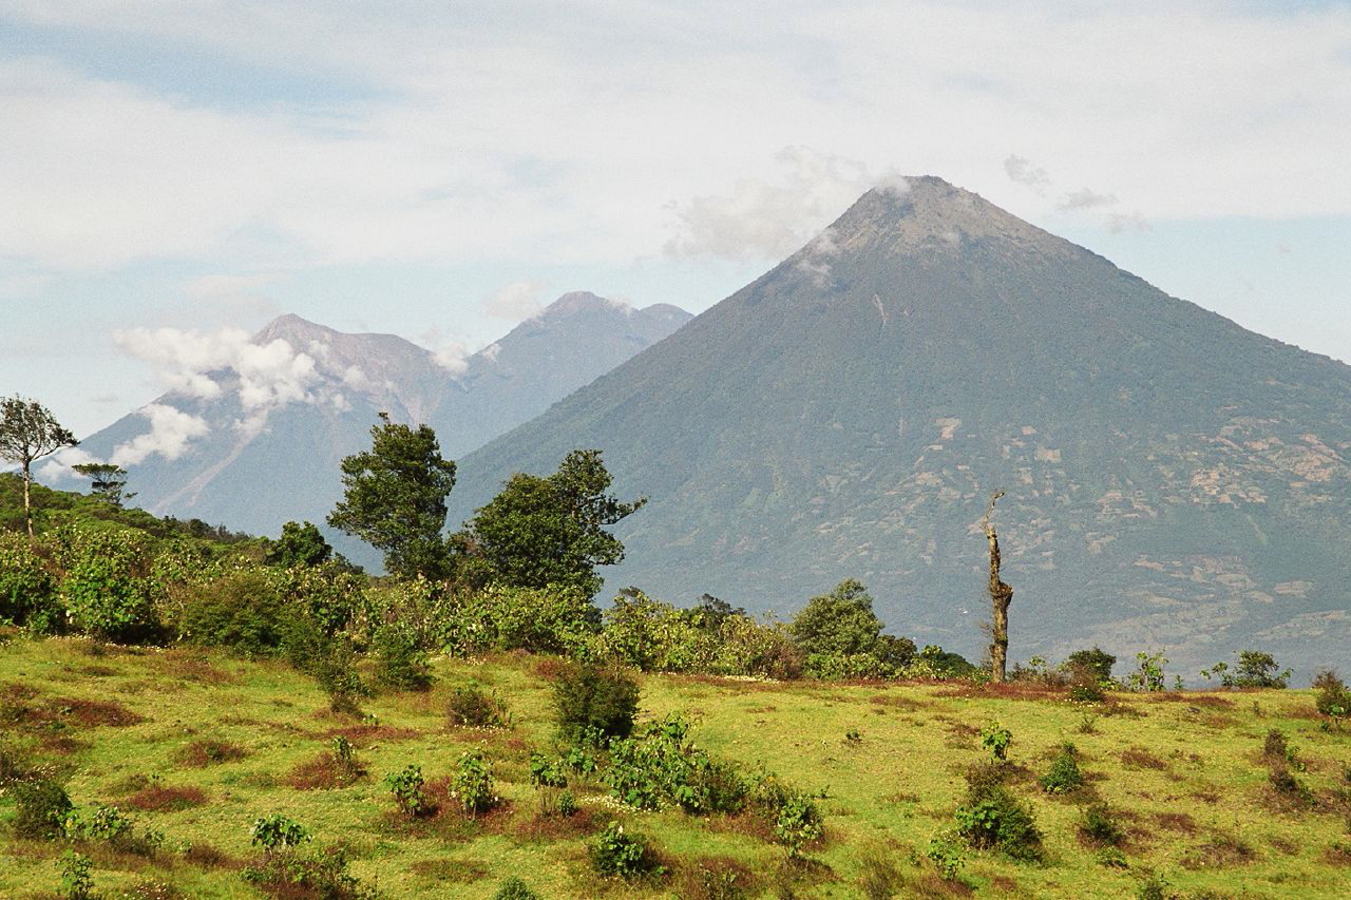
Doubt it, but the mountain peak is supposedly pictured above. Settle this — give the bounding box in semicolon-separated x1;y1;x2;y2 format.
254;313;336;345
541;291;633;317
821;175;1069;258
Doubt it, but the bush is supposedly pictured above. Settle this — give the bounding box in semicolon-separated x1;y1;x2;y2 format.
244;844;378;900
926;831;966;881
709;614;803;680
437;583;601;658
493;878;542;900
600;588;709;671
372;623;432;691
552;663;639;745
750;772;824;858
0;532;59;632
1040;743;1084;794
589;821;661;878
447;684;510;728
249;814;310;854
12;778;73;839
67;803;163;857
1064;647;1116;683
605;715;747;814
55;526;160;642
382;765;430;818
177;571;287;656
58;850;94;900
954;783;1042;861
1314;670;1351;718
452;750;498;817
790;579;915;679
1079;804;1124;847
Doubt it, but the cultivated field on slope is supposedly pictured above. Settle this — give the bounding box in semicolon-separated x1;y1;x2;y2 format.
1;636;1348;899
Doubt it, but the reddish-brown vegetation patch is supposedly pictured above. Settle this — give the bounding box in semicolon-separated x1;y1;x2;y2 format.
40;734;91;754
127;784;208;812
1120;747;1167;770
183;843;241;870
152;650;236;685
676;856;760;900
1149;694;1235;709
869;694;924;711
511;805;598;842
1180;832;1256;870
287;752;366;790
53;697;144;727
937;682;1064;702
1324;842;1351;866
176;739;248;767
1152;811;1198;834
408;857;491;882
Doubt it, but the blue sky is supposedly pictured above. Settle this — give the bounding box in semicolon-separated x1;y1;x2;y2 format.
2;0;1349;438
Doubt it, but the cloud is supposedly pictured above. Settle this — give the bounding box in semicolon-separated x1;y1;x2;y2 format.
432;340;473;375
110;404;210;466
480;342;502;363
482;281;548;321
1058;188;1118;210
1106;212;1153;233
665;146;909;261
37;446;98;482
1004;155;1051;191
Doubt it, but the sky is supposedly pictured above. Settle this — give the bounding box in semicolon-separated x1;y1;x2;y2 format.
2;0;1349;440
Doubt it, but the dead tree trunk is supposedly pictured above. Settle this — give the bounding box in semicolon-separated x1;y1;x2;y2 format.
983;490;1013;683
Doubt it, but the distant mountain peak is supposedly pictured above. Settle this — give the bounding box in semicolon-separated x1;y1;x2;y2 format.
541;291;633;317
254;313;338;346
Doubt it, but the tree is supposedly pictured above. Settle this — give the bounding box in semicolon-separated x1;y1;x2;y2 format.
789;579;916;676
1064;647;1116;683
453;449;645;596
266;521;334;568
0;396;78;538
982;491;1014;683
72;463;135;508
327;413;456;579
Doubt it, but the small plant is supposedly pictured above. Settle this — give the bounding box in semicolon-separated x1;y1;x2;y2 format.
529;751;568;816
926;830;966;880
1096;847;1128;869
1040;743;1084;794
750;772;824;858
857;847;905;899
493;877;542;900
589;821;661;878
1079;804;1124;847
12;778;73;839
58;850;94;900
844;728;862;745
452;750;498;817
447;684;510;728
557;790;578;817
249;814;309;855
980;721;1012;761
1314;669;1350;721
552;663;640;744
1076;713;1099;734
1127;650;1168;692
1137;874;1168;900
332;735;362;780
383;764;430;818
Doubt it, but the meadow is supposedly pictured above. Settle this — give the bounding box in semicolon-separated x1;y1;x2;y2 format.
2;634;1349;899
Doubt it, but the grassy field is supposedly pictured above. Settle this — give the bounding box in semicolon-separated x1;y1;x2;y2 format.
1;634;1348;899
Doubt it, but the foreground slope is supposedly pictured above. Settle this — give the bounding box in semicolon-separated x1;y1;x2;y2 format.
1;639;1348;899
74;296;690;548
451;178;1351;673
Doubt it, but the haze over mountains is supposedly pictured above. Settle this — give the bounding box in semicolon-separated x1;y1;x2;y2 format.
447;177;1351;675
74;294;691;559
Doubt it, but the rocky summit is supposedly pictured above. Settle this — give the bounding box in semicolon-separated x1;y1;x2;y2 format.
450;177;1351;675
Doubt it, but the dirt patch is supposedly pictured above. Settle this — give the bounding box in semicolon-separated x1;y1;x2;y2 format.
324;724;419;747
176;739;248;767
1180;832;1256;870
183;842;241;870
1324;842;1351;867
1152;811;1197;834
127;785;208;812
512;806;599;842
152;650;236;685
869;694;925;711
677;855;760;900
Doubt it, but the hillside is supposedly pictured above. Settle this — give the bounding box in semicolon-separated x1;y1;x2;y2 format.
72;296;691;553
1;639;1348;898
448;178;1351;676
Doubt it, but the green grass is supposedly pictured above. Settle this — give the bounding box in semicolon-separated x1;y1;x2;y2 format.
2;635;1349;899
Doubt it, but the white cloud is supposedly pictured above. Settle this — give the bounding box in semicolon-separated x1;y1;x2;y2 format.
482;281;549;321
1058;188;1118;211
111;403;209;466
1004;155;1050;191
480;342;502;363
432;340;472;375
37;446;97;482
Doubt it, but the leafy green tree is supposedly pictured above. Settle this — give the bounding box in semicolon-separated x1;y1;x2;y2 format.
1064;647;1116;683
72;463;135;508
0;396;78;538
1234;650;1291;689
454;449;644;596
327;413;456;579
266;521;333;568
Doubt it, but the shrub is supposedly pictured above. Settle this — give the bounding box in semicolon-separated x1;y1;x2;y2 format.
709;614;803;680
493;878;542;900
1080;804;1124;847
589;821;661;878
0;532;59;632
249;814;310;855
954;783;1042;861
926;831;966;881
372;622;432;691
1127;651;1168;692
1235;651;1290;688
600;588;709;672
12;778;73;839
447;684;510;728
552;663;639;744
56;526;160;642
436;583;601;658
1314;670;1351;719
557;790;578;817
244;844;378;900
750;772;824;858
606;715;748;815
383;765;430;818
1040;743;1084;794
177;571;287;656
67;803;163;857
452;750;498;817
1064;647;1116;683
58;850;94;900
980;722;1012;761
529;752;568;816
789;579;915;679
